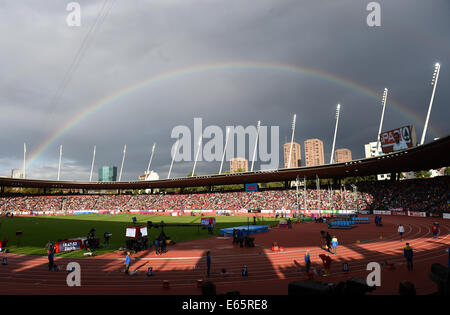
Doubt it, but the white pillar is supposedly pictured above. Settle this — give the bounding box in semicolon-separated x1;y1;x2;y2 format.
316;175;320;208
147;143;156;175
420;63;441;145
219;127;230;174
250;121;261;172
89;145;96;182
287;114;297;168
304;176;307;211
376;88;388;152
119;144;126;181
191;136;202;177
330;104;341;164
167;139;179;179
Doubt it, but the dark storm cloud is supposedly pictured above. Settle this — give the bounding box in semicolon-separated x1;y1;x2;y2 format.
0;0;448;180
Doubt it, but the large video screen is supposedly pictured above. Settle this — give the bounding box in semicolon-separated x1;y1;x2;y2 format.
379;125;417;153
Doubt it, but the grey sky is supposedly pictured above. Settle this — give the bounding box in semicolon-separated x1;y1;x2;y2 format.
0;0;449;181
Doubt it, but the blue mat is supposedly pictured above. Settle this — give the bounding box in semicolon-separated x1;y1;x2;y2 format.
220;225;269;237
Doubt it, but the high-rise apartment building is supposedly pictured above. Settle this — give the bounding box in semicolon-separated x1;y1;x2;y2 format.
304;139;324;167
335;148;352;163
283;142;301;168
230;157;248;173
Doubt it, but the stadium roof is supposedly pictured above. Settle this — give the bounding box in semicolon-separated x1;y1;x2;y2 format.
1;136;449;190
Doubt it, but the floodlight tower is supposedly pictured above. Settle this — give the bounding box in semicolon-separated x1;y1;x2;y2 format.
420;63;441;145
57;145;63;180
250;120;261;172
89;145;96;182
191;136;202;177
146;143;156;175
330;104;341;164
167;139;179;179
119;144;126;181
219;127;230;174
287;114;297;168
376;88;388;153
23;143;27;179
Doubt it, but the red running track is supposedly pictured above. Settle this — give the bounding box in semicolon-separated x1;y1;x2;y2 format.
0;215;448;295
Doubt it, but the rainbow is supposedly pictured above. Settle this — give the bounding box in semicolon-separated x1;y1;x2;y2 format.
26;61;441;170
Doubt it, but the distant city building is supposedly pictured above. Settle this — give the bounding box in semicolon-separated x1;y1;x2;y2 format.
98;166;117;182
335;148;352;163
230;157;248;173
283;142;301;168
11;169;24;179
139;170;160;181
429;167;447;178
304;139;324;167
364;142;390;180
364;142;380;158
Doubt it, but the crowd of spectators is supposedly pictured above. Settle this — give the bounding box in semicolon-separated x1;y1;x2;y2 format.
358;176;449;215
0;177;448;214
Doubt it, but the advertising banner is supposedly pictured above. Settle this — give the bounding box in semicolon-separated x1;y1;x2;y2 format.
380;125;417;153
59;240;82;252
407;211;426;217
373;210;391;215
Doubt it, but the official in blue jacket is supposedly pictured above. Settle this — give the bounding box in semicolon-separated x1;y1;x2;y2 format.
331;237;339;255
404;243;413;271
304;250;311;273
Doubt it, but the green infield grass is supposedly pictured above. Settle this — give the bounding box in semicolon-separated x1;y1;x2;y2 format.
0;214;279;258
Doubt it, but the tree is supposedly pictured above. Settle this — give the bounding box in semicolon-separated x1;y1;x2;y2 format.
414;170;431;178
445;167;450;176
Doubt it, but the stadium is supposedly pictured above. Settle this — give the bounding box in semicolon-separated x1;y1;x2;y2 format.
1;1;449;301
0;137;449;295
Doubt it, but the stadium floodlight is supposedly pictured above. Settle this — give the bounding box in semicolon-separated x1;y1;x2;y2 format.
250;120;261;172
89;145;96;182
287;114;297;169
57;145;63;181
119;144;127;182
23;143;26;179
330;104;341;164
420;63;441;145
146;143;156;175
376;88;389;153
191;136;202;177
219;127;230;174
167;139;179;179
